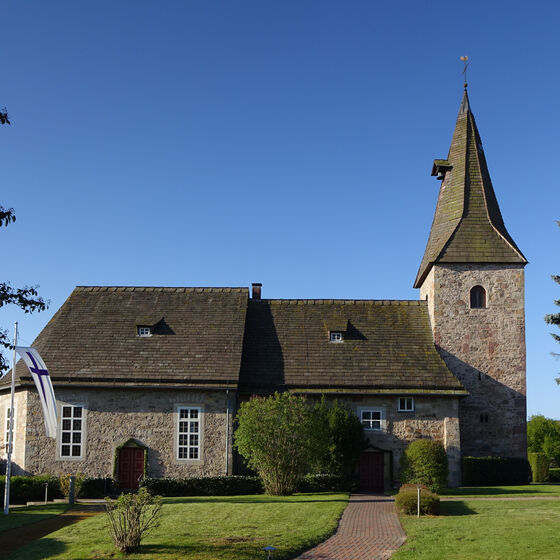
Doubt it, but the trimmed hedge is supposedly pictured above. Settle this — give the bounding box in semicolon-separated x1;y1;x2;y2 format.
528;452;549;483
462;456;531;485
549;468;560;483
140;476;264;497
0;475;63;504
78;477;115;498
140;474;356;497
296;474;358;493
400;439;448;492
395;485;440;515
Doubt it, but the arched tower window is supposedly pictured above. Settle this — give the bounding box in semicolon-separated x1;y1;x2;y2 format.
470;285;486;309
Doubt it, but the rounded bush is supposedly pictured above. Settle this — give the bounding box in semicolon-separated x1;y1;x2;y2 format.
400;439;448;492
395;486;440;515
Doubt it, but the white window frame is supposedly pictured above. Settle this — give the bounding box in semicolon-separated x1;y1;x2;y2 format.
58;404;86;460
176;405;203;463
358;407;385;432
138;326;152;337
330;331;343;343
397;397;415;412
4;406;15;457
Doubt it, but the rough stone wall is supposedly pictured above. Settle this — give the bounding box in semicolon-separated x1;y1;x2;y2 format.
0;389;28;475
421;264;526;458
337;395;461;487
23;387;233;478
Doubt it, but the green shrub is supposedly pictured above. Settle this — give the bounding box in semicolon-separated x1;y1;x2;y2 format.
296;474;358;493
549;468;560;483
462;457;531;485
400;439;448;492
0;475;63;504
395;485;440;515
105;488;162;553
140;476;264;497
528;452;550;483
59;473;85;498
78;477;115;498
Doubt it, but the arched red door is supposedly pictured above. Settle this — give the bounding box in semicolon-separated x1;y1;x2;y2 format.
118;447;145;489
358;452;384;492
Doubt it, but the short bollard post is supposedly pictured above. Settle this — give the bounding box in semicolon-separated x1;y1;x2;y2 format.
417;485;420;517
69;476;76;505
44;482;49;504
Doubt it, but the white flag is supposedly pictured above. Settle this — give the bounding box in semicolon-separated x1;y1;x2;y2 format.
15;347;57;438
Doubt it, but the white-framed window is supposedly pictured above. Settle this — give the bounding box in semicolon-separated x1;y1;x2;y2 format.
177;406;201;460
359;408;385;431
398;397;415;412
60;405;84;459
4;406;15;456
138;326;152;337
330;331;343;342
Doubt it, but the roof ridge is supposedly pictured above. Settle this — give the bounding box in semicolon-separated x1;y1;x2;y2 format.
75;286;249;293
258;299;425;306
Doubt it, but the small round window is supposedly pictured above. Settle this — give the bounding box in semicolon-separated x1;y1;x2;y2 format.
470;285;486;309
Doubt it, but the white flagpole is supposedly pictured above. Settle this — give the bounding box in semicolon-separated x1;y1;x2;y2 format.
3;322;18;515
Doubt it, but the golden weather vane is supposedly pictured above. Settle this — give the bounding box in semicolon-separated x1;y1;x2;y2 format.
460;55;469;89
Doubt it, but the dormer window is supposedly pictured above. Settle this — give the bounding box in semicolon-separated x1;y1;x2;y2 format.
137;326;152;337
330;331;343;343
470;285;486;309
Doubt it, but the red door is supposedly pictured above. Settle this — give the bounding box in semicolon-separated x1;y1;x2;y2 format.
118;447;145;489
358;452;384;492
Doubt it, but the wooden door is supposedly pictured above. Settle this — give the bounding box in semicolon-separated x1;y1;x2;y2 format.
358;452;384;492
118;447;145;489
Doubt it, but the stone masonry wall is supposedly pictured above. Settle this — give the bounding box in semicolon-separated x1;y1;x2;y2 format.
23;387;233;478
337;395;461;487
0;389;28;475
421;264;526;458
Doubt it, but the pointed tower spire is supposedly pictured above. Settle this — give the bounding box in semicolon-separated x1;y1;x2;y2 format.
414;91;527;288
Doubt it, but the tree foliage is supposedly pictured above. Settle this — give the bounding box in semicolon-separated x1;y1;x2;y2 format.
0;111;48;370
234;393;324;495
400;439;448;492
311;397;368;475
527;415;560;466
545;220;560;384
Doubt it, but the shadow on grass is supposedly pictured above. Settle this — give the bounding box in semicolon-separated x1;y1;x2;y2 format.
440;501;477;516
440;485;560;496
165;495;348;506
139;542;296;560
6;538;68;560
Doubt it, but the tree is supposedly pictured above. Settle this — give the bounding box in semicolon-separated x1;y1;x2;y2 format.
399;439;448;492
234;393;324;495
0;111;48;371
527;415;560;466
312;397;368;475
545;220;560;385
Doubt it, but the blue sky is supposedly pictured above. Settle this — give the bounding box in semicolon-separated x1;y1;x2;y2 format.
1;1;559;418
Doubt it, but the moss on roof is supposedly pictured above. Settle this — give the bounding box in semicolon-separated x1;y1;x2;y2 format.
415;90;527;288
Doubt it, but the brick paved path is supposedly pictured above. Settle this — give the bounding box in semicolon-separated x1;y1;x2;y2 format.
295;494;406;560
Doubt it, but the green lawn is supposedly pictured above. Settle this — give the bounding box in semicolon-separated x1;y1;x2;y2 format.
0;503;70;532
394;499;560;559
7;493;348;560
439;484;560;497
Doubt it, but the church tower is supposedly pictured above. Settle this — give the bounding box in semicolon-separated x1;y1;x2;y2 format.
415;88;527;458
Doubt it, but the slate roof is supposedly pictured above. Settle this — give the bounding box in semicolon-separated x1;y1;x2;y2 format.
414;90;527;288
239;298;466;395
0;286;249;389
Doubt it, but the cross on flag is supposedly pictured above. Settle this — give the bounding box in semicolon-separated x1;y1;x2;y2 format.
15;347;57;438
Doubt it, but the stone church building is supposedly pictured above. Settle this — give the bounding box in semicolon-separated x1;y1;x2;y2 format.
0;89;527;490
